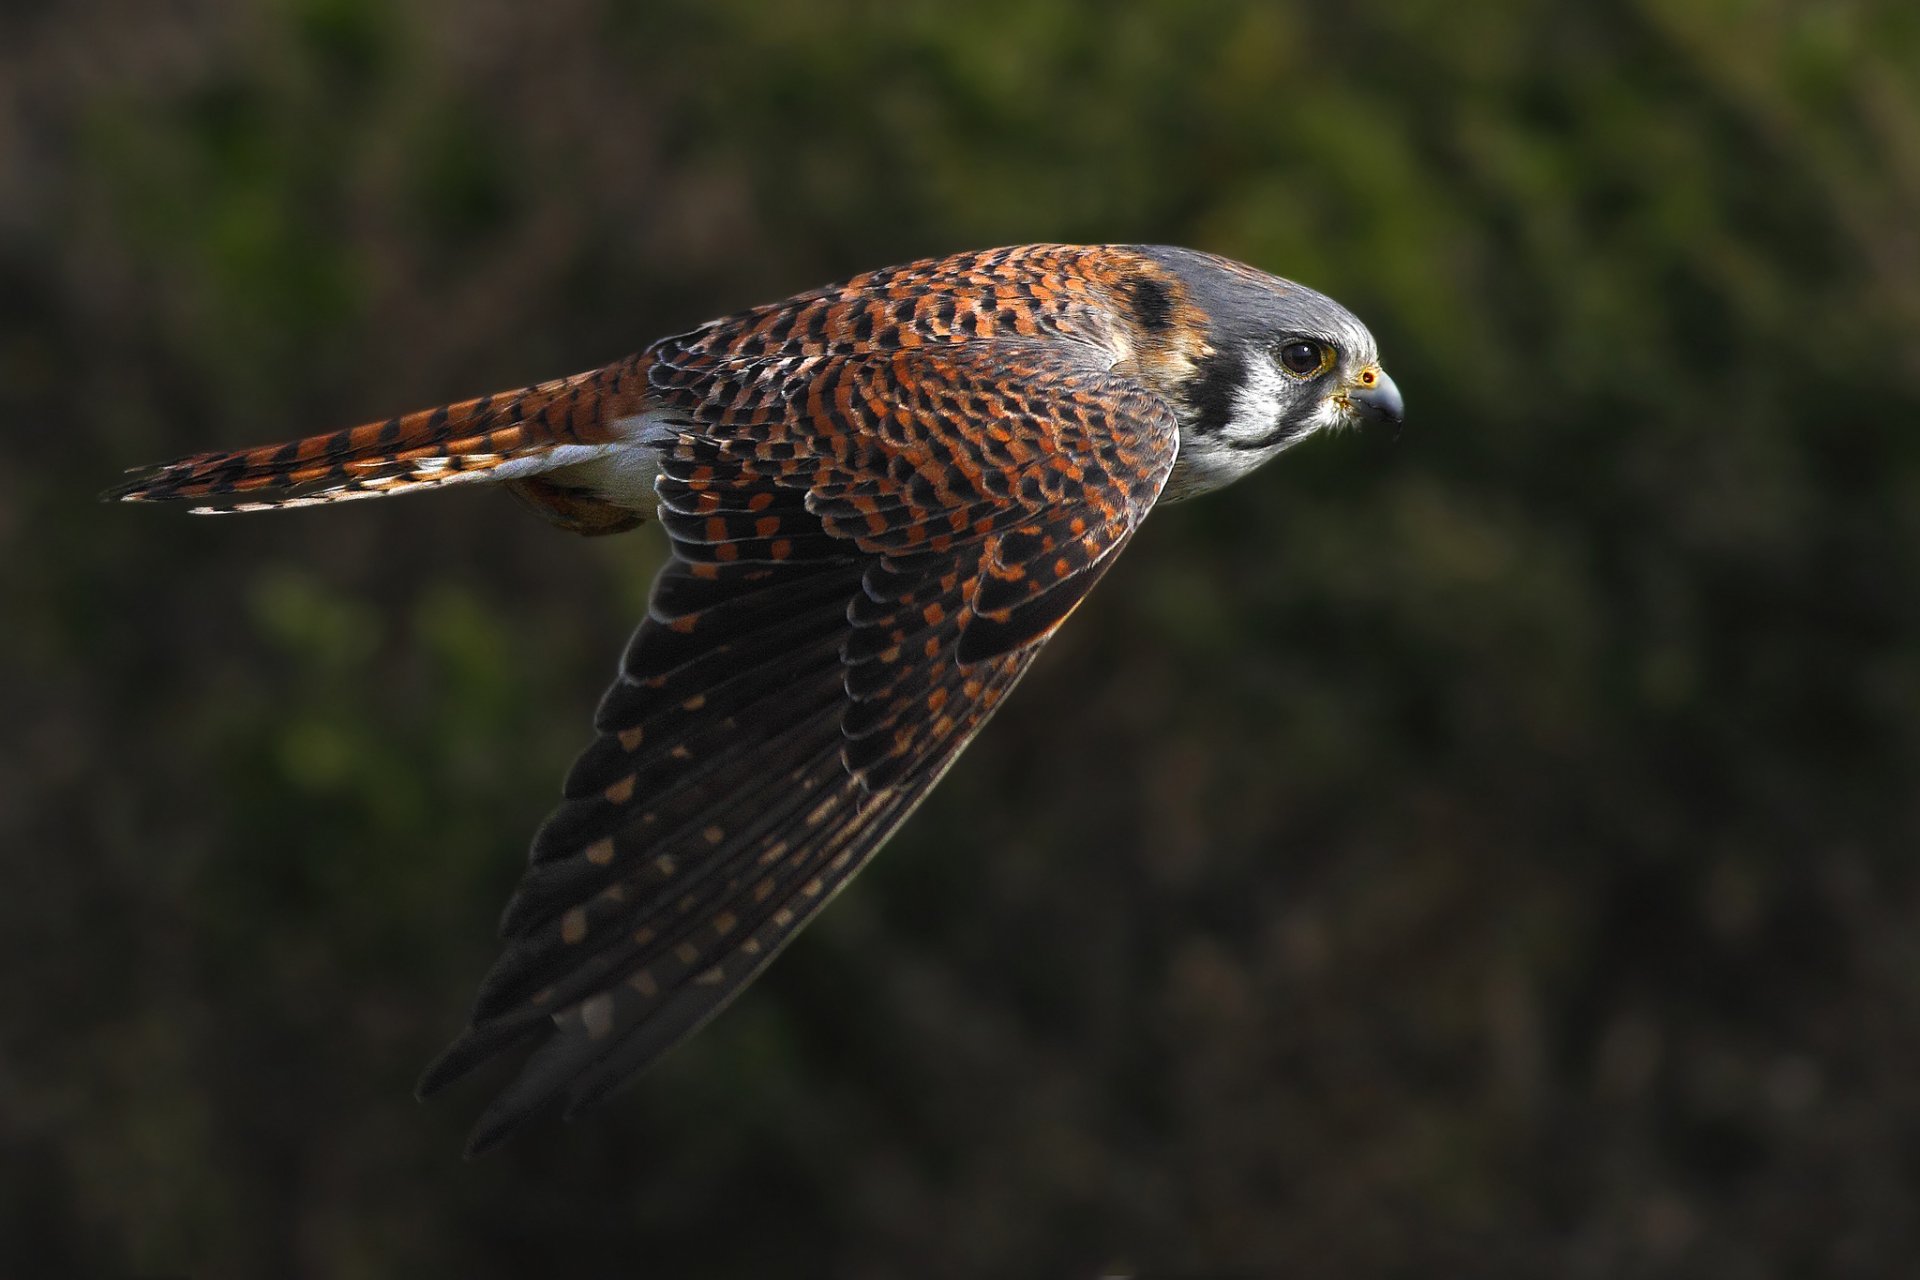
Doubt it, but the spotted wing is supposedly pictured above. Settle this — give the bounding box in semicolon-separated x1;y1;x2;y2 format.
419;343;1177;1155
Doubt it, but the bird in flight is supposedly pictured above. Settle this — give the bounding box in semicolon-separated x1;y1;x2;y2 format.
110;244;1403;1155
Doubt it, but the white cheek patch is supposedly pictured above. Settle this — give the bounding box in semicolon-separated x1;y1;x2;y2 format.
1165;353;1347;501
1225;354;1289;446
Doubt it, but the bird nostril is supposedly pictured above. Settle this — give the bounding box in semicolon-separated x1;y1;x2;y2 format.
1358;369;1377;387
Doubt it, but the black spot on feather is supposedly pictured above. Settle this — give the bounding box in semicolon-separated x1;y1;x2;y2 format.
1128;276;1173;333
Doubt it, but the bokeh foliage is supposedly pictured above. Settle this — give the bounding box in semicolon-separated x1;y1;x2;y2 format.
4;0;1918;1274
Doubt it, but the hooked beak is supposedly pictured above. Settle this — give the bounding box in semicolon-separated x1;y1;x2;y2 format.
1348;369;1405;429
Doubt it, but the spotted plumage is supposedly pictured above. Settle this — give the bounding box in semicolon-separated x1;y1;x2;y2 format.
110;243;1404;1155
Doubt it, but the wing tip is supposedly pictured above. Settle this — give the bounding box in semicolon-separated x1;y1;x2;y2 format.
458;1086;585;1160
416;1020;539;1098
462;1107;532;1160
415;1034;478;1102
414;1037;533;1161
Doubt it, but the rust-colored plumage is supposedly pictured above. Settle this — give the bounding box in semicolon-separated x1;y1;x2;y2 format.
112;244;1402;1154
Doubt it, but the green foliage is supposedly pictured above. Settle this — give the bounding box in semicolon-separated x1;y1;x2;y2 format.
4;0;1918;1274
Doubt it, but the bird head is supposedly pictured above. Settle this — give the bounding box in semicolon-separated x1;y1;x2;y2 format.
1141;246;1402;501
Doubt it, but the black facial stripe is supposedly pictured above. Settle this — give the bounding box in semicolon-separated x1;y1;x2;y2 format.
1183;344;1246;437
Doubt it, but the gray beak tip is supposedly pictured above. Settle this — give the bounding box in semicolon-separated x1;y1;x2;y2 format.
1350;371;1404;428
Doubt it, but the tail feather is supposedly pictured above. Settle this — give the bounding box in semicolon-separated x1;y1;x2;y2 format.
105;356;651;514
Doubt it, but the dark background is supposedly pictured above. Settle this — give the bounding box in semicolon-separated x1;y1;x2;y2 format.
5;1;1918;1275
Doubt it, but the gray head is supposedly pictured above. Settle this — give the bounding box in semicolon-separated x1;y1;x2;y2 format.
1141;246;1403;500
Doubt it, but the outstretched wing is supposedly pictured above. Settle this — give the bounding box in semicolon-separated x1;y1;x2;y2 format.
419;342;1178;1155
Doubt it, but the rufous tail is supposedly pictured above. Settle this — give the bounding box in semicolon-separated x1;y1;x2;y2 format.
105;356;650;516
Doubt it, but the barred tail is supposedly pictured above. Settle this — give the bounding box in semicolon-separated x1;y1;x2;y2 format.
104;356;651;515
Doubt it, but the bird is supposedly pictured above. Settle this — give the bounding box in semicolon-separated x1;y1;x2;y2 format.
108;243;1404;1155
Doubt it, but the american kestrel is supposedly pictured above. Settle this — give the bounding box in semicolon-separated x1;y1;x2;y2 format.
111;244;1404;1154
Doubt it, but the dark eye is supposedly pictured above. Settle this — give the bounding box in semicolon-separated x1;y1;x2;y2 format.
1279;340;1330;377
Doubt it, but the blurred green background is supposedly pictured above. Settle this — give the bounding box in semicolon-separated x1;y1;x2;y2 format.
5;0;1919;1274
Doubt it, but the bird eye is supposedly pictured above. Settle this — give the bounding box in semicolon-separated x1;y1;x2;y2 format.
1278;340;1331;377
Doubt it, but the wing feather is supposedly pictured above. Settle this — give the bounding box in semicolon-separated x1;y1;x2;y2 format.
424;340;1178;1154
